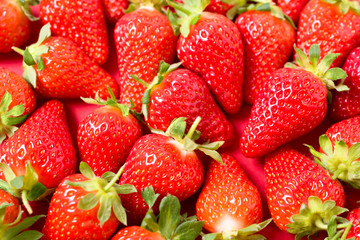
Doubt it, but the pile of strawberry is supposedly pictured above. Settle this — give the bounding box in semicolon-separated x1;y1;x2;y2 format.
1;0;360;239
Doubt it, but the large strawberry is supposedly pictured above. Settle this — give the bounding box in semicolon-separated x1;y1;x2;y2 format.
40;0;109;65
331;47;360;120
347;208;360;239
13;24;119;100
296;0;360;67
240;44;348;157
78;88;143;176
196;153;270;239
114;0;177;112
0;0;38;53
102;0;129;23
168;0;244;114
265;146;351;239
42;162;137;240
276;0;308;24
119;117;224;224
0;100;76;214
235;1;296;104
137;61;235;147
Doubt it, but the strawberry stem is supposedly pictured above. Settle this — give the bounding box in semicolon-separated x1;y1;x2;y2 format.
167;0;192;14
12;47;25;56
186;117;201;139
104;166;125;192
22;190;33;214
340;222;352;240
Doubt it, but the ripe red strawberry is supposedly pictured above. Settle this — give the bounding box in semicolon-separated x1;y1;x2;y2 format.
42;162;136;240
138;62;235;147
235;2;296;104
0;0;38;53
331;47;360;120
326;115;360;146
112;226;165;240
119;117;223;224
78;89;143;176
296;0;360;67
0;100;76;214
205;0;233;15
196;153;266;238
276;0;308;24
240;44;348;157
13;24;119;100
347;208;360;239
114;1;177;112
265;147;349;239
102;0;129;23
40;0;109;65
0;189;20;225
169;0;244;114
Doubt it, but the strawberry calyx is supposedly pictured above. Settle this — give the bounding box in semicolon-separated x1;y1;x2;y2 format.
126;0;168;13
216;0;247;20
66;162;137;226
202;218;272;240
0;163;51;215
307;135;360;189
286;196;352;240
322;0;360;15
12;23;51;89
0;91;27;144
0;202;44;240
140;186;204;240
15;0;40;21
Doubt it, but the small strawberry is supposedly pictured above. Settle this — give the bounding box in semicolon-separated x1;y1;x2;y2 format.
42;162;137;240
120;117;224;224
168;0;244;114
296;0;360;67
114;0;177;112
265;146;351;239
78;88;143;176
137;61;235;147
112;226;165;240
240;44;348;157
102;0;129;23
331;47;360;120
347;208;360;239
0;0;38;53
0;100;77;214
235;1;296;104
0;189;20;225
276;0;308;24
13;24;119;100
205;0;233;15
40;0;109;65
196;153;270;239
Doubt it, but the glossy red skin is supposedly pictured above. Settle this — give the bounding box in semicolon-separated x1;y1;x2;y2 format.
177;12;244;114
114;8;177;112
0;189;20;224
205;0;232;15
34;37;119;100
196;154;262;233
102;0;128;24
0;0;30;53
0;100;76;189
347;208;360;240
240;68;328;158
42;174;119;240
331;47;360;120
265;147;345;231
111;226;165;240
120;134;205;224
146;68;235;147
40;0;109;65
325;115;360;147
297;0;360;67
0;67;36;116
235;11;295;104
77;105;142;176
276;0;309;24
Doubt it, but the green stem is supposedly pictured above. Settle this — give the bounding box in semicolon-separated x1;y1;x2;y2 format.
315;219;328;230
332;166;344;180
186;117;201;139
104;166;125;192
131;75;150;88
11;47;25;56
22;190;33;214
340;222;352;240
167;0;192;15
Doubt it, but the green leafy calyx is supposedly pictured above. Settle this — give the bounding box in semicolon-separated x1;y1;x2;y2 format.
126;0;168;14
16;0;40;21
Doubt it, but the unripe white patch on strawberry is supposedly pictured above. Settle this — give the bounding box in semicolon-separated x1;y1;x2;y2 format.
214;214;245;234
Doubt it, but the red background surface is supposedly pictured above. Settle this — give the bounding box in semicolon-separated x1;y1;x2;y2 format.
0;6;359;240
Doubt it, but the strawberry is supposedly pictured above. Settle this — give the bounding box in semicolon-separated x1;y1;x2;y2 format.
0;0;38;53
240;44;348;157
265;146;351;239
42;162;137;240
78;88;143;177
205;0;233;15
119;117;223;224
13;24;119;100
331;47;360;120
112;226;165;239
138;62;235;147
39;0;109;65
296;0;360;67
234;2;296;104
0;189;20;225
102;0;129;23
0;100;76;214
347;208;360;239
168;0;244;114
276;0;308;24
196;153;270;239
114;0;177;112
